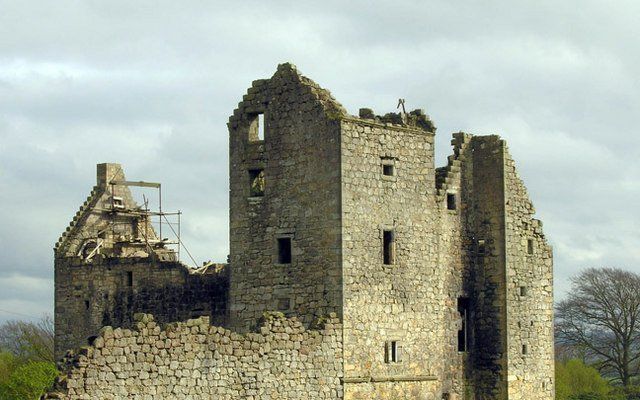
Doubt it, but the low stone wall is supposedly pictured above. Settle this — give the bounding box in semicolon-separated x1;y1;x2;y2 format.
46;313;343;399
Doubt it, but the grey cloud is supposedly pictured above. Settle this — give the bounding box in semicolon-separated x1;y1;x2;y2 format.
0;0;638;323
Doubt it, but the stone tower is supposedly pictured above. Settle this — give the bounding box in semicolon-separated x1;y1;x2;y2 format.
227;63;554;399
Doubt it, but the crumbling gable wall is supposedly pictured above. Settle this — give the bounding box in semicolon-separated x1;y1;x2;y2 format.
503;147;554;399
227;64;346;331
45;313;343;400
54;163;229;360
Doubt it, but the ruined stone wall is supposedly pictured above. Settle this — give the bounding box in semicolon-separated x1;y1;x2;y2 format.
228;64;344;331
464;136;509;398
46;313;343;400
436;132;475;397
54;258;228;360
503;148;554;399
339;117;445;399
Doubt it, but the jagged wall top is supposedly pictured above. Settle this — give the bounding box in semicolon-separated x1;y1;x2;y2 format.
228;63;347;129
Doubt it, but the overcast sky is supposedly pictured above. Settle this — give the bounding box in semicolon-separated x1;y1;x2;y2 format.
1;0;639;323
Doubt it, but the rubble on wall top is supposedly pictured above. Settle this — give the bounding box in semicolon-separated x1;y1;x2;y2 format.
358;107;436;133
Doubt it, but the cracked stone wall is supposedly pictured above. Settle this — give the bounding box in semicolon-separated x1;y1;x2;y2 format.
46;313;342;400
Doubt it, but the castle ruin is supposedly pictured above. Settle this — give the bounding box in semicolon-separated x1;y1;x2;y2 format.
50;63;554;399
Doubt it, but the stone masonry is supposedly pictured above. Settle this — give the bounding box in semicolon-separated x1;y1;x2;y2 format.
51;63;554;399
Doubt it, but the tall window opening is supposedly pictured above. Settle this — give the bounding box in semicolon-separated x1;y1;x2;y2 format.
527;239;534;254
249;169;265;197
458;297;470;352
248;113;265;142
258;113;265;140
278;237;292;264
126;271;133;287
383;230;395;265
447;193;457;210
385;341;402;363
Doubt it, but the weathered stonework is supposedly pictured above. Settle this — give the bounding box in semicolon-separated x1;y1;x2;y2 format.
51;63;554;399
47;313;342;399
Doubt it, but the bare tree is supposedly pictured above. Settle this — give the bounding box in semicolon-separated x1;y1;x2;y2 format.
0;315;54;363
556;267;640;386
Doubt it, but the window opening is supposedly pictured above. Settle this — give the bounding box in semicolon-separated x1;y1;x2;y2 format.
527;239;534;254
477;239;486;256
383;164;394;176
278;237;292;264
258;113;264;140
248;113;265;142
84;300;90;310
522;344;528;355
447;193;457;210
277;297;290;311
458;297;470;352
126;271;133;287
519;286;528;297
383;230;395;265
385;341;402;363
249;169;265;197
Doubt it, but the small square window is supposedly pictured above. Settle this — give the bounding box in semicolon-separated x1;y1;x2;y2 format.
277;237;292;264
381;158;396;178
249;169;265;197
277;297;290;311
447;193;457;210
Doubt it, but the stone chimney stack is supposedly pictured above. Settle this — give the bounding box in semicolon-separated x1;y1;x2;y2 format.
96;163;125;186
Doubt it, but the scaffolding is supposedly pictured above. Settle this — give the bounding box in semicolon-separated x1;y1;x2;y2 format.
100;179;199;268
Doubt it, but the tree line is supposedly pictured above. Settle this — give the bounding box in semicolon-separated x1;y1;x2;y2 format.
0;315;57;399
556;267;640;399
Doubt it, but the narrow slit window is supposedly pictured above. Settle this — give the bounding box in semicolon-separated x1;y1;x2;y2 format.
447;193;457;210
477;239;486;256
383;230;395;265
249;169;265;197
519;286;528;297
527;239;534;254
126;271;133;287
278;237;292;264
458;297;470;352
84;300;90;310
522;344;528;355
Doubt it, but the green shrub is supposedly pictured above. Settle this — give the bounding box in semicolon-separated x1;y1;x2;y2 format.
556;359;613;400
0;361;58;400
